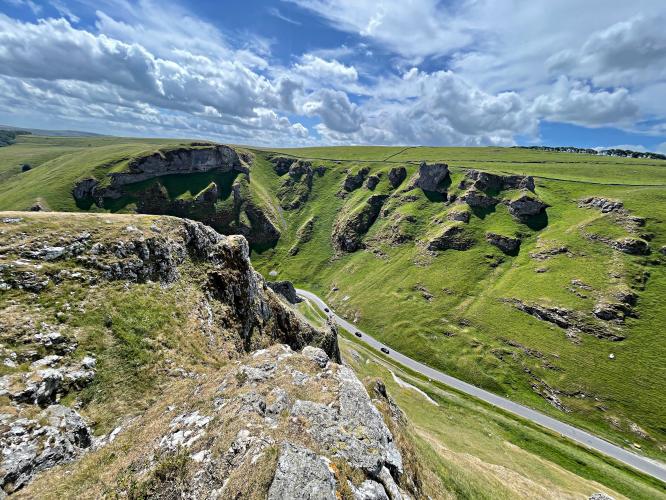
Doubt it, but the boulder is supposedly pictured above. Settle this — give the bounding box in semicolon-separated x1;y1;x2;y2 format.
388;166;407;188
301;346;330;368
486;232;520;254
21;164;32;172
72;178;99;200
409;162;450;193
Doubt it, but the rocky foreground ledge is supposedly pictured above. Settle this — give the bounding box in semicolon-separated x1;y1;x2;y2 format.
0;212;421;498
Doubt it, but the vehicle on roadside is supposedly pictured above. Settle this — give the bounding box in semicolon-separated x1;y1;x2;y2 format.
324;307;329;313
380;347;389;354
355;332;362;338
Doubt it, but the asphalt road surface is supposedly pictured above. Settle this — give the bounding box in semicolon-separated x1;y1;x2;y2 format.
296;288;666;484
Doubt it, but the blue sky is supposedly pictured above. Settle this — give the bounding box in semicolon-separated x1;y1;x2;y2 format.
0;0;665;150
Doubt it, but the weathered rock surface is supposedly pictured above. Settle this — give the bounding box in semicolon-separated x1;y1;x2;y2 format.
342;167;371;193
0;405;92;494
505;298;625;341
277;160;314;210
267;280;302;304
333;195;388;252
507;193;548;220
579;197;624;213
110;144;246;187
365;174;380;190
409;162;450;193
268;443;336;500
611;237;650;255
388;166;407;188
465;169;535;192
486;232;520;254
447;208;471;223
426;223;474;251
459;188;498;209
270;155;297;176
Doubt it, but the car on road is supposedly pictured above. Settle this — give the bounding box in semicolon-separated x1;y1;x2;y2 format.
354;332;362;338
324;307;329;313
380;347;389;354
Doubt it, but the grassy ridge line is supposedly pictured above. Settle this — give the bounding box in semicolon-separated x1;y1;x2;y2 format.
258;149;666;186
336;330;666;499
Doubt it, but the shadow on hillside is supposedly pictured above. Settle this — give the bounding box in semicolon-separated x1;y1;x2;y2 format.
524;211;549;231
470;204;496;220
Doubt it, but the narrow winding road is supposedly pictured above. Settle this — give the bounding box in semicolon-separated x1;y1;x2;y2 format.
296;288;666;484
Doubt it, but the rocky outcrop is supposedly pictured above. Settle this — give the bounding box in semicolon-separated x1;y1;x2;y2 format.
267;443;336;499
611;237;650;255
365;174;380;190
486;232;520;254
388;166;407;188
507;193;548;220
277;160;314;210
333;195;388;252
109;145;247;187
426;223;474;252
267;280;302;304
342;167;371;193
0;405;92;494
447;208;471;223
270;156;297;176
465;169;535;192
459;188;498;209
504;298;625;341
409;162;450;193
579;197;624;213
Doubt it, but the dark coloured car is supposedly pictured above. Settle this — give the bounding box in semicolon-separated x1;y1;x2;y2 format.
355;332;362;338
324;307;329;313
380;347;389;354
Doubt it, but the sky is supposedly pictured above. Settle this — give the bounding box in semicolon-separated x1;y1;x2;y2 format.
0;0;665;150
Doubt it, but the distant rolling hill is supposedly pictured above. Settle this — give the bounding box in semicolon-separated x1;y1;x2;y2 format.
0;123;105;137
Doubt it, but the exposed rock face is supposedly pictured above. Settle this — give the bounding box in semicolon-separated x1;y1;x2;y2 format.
268;443;336;499
342;167;371;193
267;280;302;304
611;237;649;255
0;214;351;495
507;193;548;220
409;162;450;193
109;145;246;187
388;166;407;188
72;178;100;201
447;209;471;223
486;232;520;254
365;174;380;190
426;223;474;251
505;298;625;341
333;195;388;252
459;188;498;208
0;405;92;494
270;156;297;176
465;169;535;192
579;197;624;213
277;160;314;210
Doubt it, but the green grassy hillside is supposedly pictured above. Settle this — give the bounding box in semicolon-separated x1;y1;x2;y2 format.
1;136;665;464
